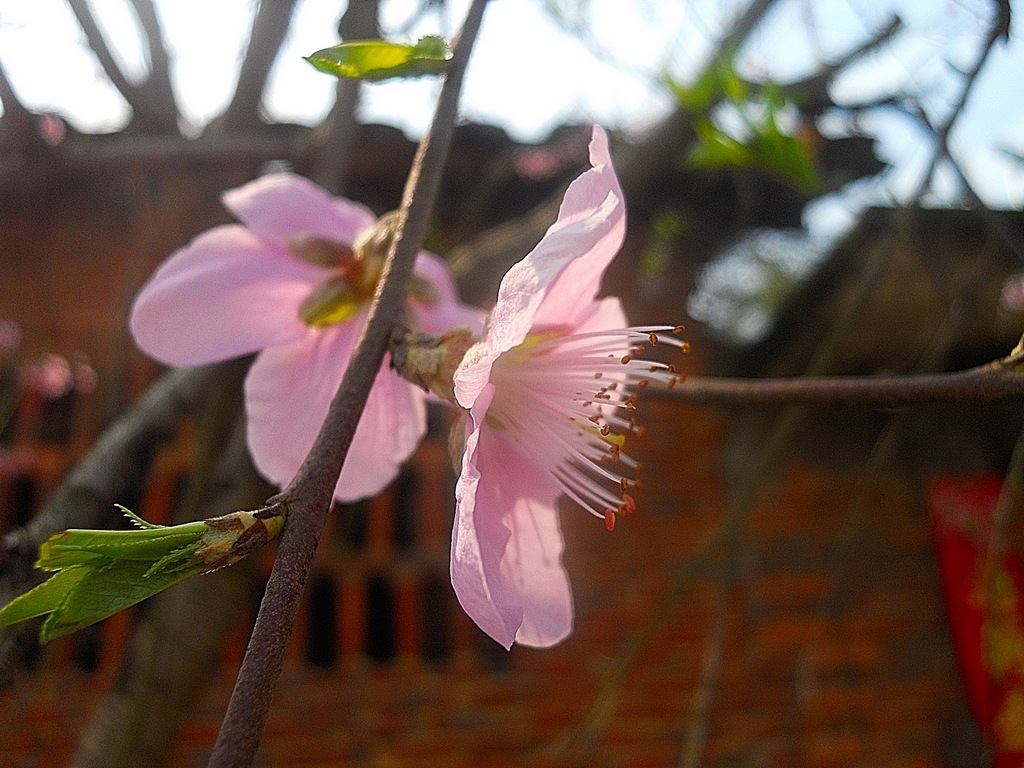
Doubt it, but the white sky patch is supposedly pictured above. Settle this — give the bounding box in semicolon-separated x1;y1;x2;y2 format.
0;0;130;131
0;0;1020;211
154;0;254;132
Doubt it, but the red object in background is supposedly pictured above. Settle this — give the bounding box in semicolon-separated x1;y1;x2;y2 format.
929;475;1024;766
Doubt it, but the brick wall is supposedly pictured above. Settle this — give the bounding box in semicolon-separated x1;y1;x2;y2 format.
0;382;984;766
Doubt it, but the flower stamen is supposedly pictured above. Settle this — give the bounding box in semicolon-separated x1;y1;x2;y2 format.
486;325;688;531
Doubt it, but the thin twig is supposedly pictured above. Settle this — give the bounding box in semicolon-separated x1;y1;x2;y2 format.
671;220;899;765
898;102;1024;265
662;362;1024;408
677;542;735;768
67;0;177;132
986;422;1024;589
215;0;299;133
912;8;1007;202
204;3;490;766
535;521;728;762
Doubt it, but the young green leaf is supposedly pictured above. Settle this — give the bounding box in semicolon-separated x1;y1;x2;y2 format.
686;109;818;193
37;521;208;569
0;505;285;642
41;556;206;641
305;35;452;82
0;567;89;626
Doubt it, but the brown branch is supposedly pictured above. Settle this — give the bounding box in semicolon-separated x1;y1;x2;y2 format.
215;0;300;133
913;8;1009;201
677;538;735;768
669;17;1015;762
67;0;177;133
895;102;1024;265
781;15;903;112
128;0;179;125
68;0;137;103
663;363;1024;407
311;0;382;193
204;2;490;766
0;55;35;134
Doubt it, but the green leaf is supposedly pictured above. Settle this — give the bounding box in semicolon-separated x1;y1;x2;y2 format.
749;127;818;192
40;557;205;642
686;112;819;194
37;521;207;570
0;505;284;642
720;60;748;105
0;567;89;626
666;54;746;114
687;119;753;168
663;73;711;114
305;35;452;82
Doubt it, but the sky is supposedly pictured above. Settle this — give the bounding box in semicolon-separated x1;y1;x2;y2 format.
0;0;1022;238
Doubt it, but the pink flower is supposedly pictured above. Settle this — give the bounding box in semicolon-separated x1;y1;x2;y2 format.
131;173;482;502
450;127;686;648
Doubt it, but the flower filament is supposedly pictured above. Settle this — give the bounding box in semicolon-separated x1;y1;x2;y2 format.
487;325;687;530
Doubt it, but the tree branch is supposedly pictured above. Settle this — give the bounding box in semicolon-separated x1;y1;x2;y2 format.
913;6;1009;201
68;0;137;104
669;16;1015;763
204;2;490;766
780;15;903;113
0;55;35;136
67;0;177;133
896;101;1024;266
215;0;300;133
311;0;381;193
664;362;1024;408
128;0;179;126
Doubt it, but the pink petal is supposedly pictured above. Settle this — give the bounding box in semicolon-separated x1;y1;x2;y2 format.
452;341;496;410
451;389;570;648
339;359;427;500
531;126;626;329
451;385;519;647
130;225;321;366
411;252;487;336
571;295;629;335
244;318;426;502
223;173;377;249
484;126;626;356
503;492;574;648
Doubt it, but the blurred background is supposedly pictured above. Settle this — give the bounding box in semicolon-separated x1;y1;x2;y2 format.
1;1;1023;766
